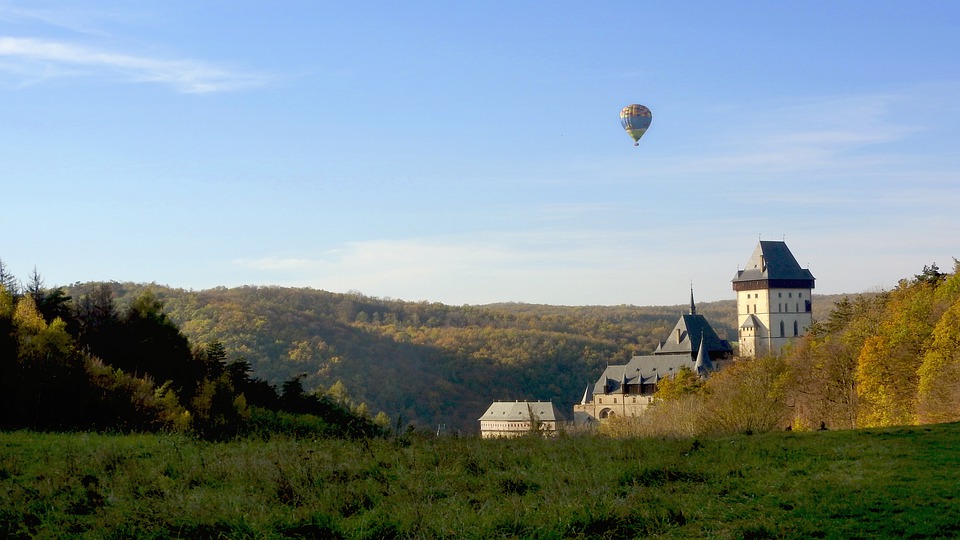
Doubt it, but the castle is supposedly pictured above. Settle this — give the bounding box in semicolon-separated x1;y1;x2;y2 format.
572;289;733;423
571;240;813;426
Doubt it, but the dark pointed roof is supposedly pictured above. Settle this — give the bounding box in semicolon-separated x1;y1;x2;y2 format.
652;287;732;360
587;290;733;396
695;338;714;377
732;241;815;290
653;312;733;360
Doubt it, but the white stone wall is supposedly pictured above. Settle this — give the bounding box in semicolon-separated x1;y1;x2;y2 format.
737;287;812;357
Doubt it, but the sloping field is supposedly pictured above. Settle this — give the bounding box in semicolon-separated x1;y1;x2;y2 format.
2;423;959;539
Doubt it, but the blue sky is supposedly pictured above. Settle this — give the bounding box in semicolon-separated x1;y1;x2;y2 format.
2;2;958;306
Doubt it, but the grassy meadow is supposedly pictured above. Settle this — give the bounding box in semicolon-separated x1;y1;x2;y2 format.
2;424;960;539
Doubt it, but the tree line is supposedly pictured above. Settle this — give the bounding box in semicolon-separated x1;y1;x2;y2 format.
0;261;385;439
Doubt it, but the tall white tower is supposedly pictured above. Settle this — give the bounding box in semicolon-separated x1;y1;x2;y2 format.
732;241;815;357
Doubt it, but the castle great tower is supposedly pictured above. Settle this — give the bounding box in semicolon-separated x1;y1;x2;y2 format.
732;241;815;357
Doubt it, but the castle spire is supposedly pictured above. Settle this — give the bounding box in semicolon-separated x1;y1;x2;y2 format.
689;284;697;315
695;337;713;378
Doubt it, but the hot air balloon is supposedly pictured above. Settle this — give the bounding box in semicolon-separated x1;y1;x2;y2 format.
620;104;652;146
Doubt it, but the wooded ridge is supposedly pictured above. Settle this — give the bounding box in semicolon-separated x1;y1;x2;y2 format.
66;281;849;433
9;255;954;436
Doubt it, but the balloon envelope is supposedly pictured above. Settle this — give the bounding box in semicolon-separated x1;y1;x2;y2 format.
620;104;652;146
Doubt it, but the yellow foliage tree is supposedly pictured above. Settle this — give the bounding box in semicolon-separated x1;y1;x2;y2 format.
0;285;13;319
856;283;936;427
653;365;703;402
13;295;73;362
916;299;960;424
699;355;790;434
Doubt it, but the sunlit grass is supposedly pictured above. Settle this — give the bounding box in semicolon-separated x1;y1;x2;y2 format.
2;424;960;538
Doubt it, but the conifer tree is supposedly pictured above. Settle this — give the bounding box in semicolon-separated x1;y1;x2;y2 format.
0;258;18;296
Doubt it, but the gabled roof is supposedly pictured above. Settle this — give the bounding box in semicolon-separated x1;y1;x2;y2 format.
479;401;564;422
732;241;815;288
654;313;733;360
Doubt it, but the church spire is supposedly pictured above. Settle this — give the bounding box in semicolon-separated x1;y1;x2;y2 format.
690;283;697;315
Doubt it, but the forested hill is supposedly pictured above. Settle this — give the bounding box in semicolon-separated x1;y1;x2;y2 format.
66;283;847;433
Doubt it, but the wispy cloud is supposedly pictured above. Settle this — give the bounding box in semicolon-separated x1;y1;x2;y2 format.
231;229;716;305
0;36;271;93
638;92;919;178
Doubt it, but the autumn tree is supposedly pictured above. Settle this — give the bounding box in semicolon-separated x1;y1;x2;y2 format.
192;373;250;439
699;355;791;434
915;268;960;423
785;295;880;430
856;280;937;427
653;365;703;402
7;295;86;429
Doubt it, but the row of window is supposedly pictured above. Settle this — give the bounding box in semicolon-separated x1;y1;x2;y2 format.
746;291;804;299
740;320;802;337
745;300;813;314
596;396;652;405
746;303;806;314
781;320;800;337
600;385;657;396
481;422;554;430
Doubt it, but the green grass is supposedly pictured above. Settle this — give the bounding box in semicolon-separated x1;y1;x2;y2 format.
2;424;960;539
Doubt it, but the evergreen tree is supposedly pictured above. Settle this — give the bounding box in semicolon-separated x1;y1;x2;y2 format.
0;258;18;296
75;283;122;359
113;290;202;403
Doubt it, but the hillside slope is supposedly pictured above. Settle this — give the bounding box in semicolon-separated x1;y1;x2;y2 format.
70;283;849;432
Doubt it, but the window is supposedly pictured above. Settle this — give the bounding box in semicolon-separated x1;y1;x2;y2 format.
794;321;799;336
778;292;782;298
780;321;785;337
789;292;793;298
